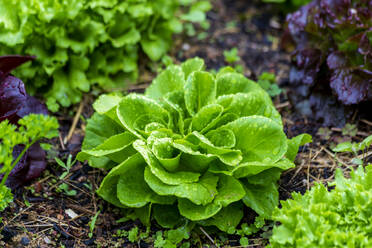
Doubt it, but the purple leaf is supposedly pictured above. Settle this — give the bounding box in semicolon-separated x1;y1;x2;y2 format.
285;0;372;124
327;52;372;105
330;69;372;105
309;92;349;127
359;30;372;65
327;52;348;70
290;49;323;85
0;75;26;123
0;75;48;124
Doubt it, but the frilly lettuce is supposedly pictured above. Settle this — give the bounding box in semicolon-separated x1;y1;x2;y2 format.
0;0;211;111
78;58;311;231
285;0;372;106
269;165;372;248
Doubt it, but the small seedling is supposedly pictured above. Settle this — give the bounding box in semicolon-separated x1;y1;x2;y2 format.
55;154;76;180
317;127;332;140
83;182;92;190
139;227;151;240
226;20;237;29
184;23;196;36
332;135;372;154
153;226;190;248
341;123;358;137
161;55;173;68
57;183;77;196
39;143;52;151
128;226;139;243
224;48;240;64
154;231;167;248
197;32;208;40
234;64;244;74
257;72;282;97
23;194;31;207
223;48;244;73
240;237;249;246
89;210;101;238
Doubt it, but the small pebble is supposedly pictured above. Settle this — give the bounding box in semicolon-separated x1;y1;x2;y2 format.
77;176;86;182
65;208;78;219
182;43;190;51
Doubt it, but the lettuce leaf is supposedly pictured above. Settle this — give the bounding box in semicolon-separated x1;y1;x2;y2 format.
270;165;372;247
78;58;311;232
284;0;372;124
0;0;211;111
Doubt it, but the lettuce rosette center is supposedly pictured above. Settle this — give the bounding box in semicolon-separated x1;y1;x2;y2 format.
78;58;311;231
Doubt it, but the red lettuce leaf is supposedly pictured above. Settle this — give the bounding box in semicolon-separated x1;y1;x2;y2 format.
289;48;323;85
284;0;372;125
0;55;49;189
329;69;372;104
0;75;48;124
328;52;372;104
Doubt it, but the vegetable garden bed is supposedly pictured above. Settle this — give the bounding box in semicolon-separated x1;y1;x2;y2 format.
0;0;371;247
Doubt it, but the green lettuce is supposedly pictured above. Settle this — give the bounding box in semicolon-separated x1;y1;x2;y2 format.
0;0;211;111
77;58;311;231
269;165;372;248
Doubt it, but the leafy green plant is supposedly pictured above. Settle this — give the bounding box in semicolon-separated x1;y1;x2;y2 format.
57;183;77;196
128;226;139;243
341;123;358;137
181;0;211;36
226;21;238;29
154;224;192;248
316;127;332;140
269;165;372;247
55;154;76;180
0;0;211;112
332;135;372;154
114;226;152;245
224;48;240;64
0;114;59;213
0;183;12;211
332;135;372;166
78;58;311;233
223;48;244;73
257;72;282;97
